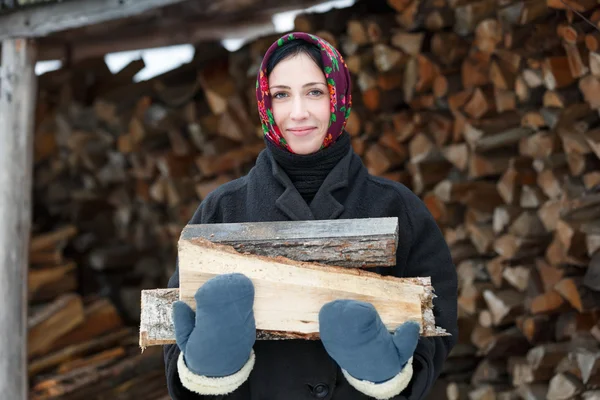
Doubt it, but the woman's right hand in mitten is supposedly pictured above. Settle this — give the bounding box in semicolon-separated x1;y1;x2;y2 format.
172;273;256;394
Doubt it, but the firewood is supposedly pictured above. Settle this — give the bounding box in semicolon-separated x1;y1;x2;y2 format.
516;383;549;400
463;87;495;119
408;159;452;194
555;277;600;313
468;221;495;254
425;8;455;31
510;357;554;386
30;225;78;253
30;345;164;400
454;0;497;37
590;52;600;77
180;218;399;268
174;238;445;339
560;311;599;341
547;373;584;400
497;158;537;205
409;132;441;163
46;298;124;353
528;290;569;315
572;347;600;385
141;277;444;348
469;151;513;179
391;32;424;56
459;281;496;315
517;314;556;344
28;294;85;358
27;2;600;396
28;328;132;377
481;326;531;359
365;142;408;175
483;289;525;326
447;382;469;400
373;44;405;72
28;262;77;302
196;143;263;177
442;143;470;171
521;185;548;209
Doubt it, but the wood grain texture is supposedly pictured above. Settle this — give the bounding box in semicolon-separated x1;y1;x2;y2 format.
180;217;399;268
0;38;37;400
139;237;447;349
0;0;188;40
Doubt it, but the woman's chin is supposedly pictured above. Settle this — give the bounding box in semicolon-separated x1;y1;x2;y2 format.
283;132;325;155
287;139;322;155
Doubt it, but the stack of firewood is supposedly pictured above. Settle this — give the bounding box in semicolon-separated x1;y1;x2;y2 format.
334;0;600;398
29;0;600;397
27;225;168;399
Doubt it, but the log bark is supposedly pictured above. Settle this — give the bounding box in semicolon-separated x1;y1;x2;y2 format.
140;273;446;349
180;218;399;268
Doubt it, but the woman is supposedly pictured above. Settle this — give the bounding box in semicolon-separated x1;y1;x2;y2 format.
164;32;458;400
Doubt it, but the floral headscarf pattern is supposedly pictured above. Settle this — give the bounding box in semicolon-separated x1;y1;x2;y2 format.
256;32;353;153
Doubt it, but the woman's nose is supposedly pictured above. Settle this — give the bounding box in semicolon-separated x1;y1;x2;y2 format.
290;98;309;120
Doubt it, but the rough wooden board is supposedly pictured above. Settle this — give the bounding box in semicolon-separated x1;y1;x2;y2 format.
180;217;399;268
140;278;447;349
0;0;188;40
139;237;447;349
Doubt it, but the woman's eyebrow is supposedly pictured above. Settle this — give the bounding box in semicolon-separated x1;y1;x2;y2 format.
269;82;327;90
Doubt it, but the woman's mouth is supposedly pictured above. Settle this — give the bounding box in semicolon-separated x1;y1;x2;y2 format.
287;127;316;136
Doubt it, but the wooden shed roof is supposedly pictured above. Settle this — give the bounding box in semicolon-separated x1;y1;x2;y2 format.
0;0;334;61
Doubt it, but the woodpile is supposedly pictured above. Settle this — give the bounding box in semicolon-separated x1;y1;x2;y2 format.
28;0;600;397
27;226;168;399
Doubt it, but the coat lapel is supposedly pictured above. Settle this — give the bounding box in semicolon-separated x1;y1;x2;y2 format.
266;146;354;222
270;156;315;221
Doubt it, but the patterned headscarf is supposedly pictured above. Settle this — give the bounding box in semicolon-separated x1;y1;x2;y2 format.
256;32;352;153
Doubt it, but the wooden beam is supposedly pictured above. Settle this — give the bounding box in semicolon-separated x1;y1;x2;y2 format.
178;239;445;335
0;38;37;400
180;218;399;268
140;281;445;349
0;0;189;40
36;16;275;62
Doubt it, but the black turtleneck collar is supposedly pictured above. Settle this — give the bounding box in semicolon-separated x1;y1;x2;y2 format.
265;132;351;204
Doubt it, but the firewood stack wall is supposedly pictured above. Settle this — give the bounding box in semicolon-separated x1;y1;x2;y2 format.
27;0;600;397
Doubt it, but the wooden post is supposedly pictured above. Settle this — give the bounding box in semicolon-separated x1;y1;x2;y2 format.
0;38;37;400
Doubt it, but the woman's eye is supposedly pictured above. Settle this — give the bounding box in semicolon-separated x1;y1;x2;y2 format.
273;92;288;99
309;89;324;96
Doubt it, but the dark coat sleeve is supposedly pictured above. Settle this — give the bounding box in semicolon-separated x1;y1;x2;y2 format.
393;187;458;400
163;199;251;400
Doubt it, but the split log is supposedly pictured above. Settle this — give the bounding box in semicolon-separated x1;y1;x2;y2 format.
174;238;445;338
179;218;399;268
140;244;446;347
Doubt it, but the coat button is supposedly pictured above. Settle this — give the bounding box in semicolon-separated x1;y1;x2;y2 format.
313;383;329;398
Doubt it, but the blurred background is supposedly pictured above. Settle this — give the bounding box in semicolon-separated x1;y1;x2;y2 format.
2;0;600;398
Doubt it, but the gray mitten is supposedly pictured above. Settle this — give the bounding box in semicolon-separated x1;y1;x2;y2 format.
319;299;419;399
173;273;256;386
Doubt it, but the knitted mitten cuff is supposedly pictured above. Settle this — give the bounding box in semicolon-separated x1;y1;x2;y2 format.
177;349;255;395
342;357;413;400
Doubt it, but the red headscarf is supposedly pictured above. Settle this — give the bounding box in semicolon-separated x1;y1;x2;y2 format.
256;32;353;153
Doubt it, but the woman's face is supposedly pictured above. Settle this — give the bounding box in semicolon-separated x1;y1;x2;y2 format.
268;52;331;155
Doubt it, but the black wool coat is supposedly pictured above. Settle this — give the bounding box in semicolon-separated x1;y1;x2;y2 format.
164;142;458;400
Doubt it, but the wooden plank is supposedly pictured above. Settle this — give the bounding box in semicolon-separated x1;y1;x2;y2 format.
0;0;188;40
0;38;37;400
140;274;446;349
180;217;399;268
177;239;444;335
35;17;276;62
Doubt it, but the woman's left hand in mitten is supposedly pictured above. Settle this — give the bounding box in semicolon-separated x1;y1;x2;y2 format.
319;300;420;399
